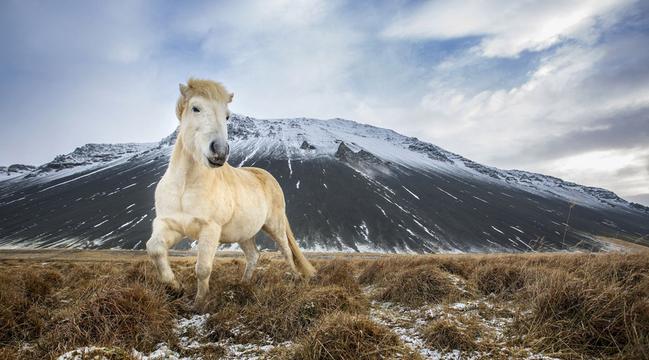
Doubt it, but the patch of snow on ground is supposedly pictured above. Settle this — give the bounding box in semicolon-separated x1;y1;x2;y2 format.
449;302;469;311
436;186;458;200
57;347;109;360
164;313;293;359
402;186;420;200
133;344;188;360
510;226;525;234
490;226;505;235
472;196;488;204
364;279;560;360
93;219;109;228
359;221;370;241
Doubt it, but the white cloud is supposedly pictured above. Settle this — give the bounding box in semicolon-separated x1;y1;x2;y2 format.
0;1;180;164
353;32;649;200
169;0;367;120
383;0;634;57
537;148;649;199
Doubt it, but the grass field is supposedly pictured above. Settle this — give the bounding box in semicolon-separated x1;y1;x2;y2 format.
0;249;647;359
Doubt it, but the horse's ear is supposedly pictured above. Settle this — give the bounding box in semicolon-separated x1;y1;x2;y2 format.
228;92;234;103
175;96;185;121
179;83;189;98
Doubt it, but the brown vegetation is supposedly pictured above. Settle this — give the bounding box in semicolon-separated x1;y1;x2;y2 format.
203;261;368;343
421;319;480;351
290;312;415;360
0;250;647;359
377;265;463;306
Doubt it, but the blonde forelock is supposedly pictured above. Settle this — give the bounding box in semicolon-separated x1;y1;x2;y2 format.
176;78;231;120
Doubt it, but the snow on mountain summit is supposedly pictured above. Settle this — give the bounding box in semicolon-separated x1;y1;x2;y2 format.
159;114;453;165
223;114;455;167
36;143;155;173
0;164;36;180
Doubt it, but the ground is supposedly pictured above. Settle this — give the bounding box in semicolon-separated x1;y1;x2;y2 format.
0;249;647;359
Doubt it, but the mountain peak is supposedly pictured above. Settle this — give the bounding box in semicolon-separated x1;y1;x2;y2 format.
0;164;36;179
45;143;154;170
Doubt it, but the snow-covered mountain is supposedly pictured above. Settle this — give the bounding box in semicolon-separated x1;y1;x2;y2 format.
33;143;154;172
1;114;647;252
0;164;36;180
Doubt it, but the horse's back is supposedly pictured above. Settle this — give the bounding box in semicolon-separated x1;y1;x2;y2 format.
236;166;286;205
237;166;279;187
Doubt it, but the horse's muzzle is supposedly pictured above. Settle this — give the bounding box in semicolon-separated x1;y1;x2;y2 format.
207;156;226;167
207;142;229;167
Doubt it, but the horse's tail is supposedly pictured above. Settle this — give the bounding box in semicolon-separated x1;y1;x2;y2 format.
285;218;316;278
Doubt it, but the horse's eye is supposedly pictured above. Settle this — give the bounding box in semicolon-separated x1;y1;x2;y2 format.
192;106;200;113
226;114;230;121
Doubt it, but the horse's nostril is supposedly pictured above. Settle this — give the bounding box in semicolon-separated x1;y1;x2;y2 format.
210;141;229;160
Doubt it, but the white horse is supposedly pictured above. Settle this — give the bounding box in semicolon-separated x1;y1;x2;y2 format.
146;78;316;311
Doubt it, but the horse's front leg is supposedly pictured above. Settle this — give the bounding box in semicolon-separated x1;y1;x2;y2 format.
146;218;183;292
194;222;221;312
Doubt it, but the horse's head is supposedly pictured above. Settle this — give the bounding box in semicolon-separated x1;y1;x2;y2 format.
176;78;233;168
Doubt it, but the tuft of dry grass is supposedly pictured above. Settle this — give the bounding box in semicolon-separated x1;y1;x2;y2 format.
0;347;21;360
0;268;63;344
378;265;463;306
204;259;367;343
0;261;182;358
516;267;649;358
47;282;177;353
291;312;414;360
357;259;392;286
472;262;526;298
311;258;359;292
421;318;480;352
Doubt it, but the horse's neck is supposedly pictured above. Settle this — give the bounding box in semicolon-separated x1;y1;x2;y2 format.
168;137;224;188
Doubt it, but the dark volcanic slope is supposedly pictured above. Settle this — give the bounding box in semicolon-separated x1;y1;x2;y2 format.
1;115;648;252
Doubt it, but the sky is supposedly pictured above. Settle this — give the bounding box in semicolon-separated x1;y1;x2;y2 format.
1;0;648;205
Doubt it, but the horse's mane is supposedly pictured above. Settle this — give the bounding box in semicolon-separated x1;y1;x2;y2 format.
176;78;232;120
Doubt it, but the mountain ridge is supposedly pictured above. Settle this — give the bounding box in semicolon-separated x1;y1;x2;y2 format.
4;115;646;211
1;114;647;252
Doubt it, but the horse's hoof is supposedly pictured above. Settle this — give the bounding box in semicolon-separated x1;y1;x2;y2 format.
192;300;207;313
283;272;299;282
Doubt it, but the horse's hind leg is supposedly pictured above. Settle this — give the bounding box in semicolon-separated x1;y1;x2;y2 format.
263;219;299;276
146;218;183;291
239;237;259;282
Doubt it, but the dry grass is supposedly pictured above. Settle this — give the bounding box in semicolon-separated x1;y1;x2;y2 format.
377;265;464;306
515;264;649;358
421;318;480;351
0;250;647;359
0;261;181;358
201;259;368;344
46;282;177;353
290;312;416;360
0;269;62;344
472;263;526;298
